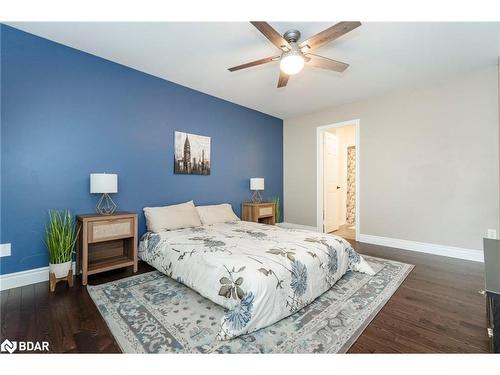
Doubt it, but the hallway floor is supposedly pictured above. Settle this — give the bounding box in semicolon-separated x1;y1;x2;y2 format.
330;224;356;240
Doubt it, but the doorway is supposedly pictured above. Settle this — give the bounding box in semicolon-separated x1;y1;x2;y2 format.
316;120;360;241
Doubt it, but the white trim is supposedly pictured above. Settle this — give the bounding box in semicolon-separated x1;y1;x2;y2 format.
277;222;319;231
0;262;76;291
316;119;360;240
282;120;286;224
358;233;484;262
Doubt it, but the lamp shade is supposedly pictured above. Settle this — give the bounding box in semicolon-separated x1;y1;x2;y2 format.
90;173;118;194
250;178;264;191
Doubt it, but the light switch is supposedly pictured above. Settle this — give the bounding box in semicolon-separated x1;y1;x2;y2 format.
0;243;11;257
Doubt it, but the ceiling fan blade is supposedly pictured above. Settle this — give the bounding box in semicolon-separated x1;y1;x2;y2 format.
305;54;349;72
300;22;361;51
228;56;280;72
277;71;289;88
250;22;291;51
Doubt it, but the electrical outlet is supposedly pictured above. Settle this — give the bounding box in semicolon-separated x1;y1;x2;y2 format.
0;243;11;257
487;229;498;239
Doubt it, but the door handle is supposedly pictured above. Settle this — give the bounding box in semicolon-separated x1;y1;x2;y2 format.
336;186;341;190
487;327;493;338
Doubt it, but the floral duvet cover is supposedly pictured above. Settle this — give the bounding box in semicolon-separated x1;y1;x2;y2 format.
139;220;374;340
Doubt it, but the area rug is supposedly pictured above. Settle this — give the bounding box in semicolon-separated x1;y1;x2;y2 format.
87;255;413;353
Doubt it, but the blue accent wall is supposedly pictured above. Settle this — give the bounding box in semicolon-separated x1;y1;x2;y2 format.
0;25;283;275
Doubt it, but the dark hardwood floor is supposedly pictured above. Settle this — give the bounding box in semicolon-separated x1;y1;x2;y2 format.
0;242;489;353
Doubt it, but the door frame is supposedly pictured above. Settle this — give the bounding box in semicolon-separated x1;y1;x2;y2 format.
316;119;360;240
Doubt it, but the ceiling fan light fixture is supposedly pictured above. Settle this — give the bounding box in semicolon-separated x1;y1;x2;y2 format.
228;22;361;88
280;52;305;75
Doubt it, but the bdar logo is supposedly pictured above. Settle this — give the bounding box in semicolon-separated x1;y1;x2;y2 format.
1;339;17;354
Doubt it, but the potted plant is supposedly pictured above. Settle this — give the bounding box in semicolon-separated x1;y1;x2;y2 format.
44;209;79;278
272;196;281;223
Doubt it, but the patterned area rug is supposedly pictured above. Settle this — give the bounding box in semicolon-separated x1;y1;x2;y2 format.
88;256;413;353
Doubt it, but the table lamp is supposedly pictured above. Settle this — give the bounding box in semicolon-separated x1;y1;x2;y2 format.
90;173;118;215
250;177;264;203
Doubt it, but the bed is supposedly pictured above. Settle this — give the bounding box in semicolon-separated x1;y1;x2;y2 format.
139;219;374;340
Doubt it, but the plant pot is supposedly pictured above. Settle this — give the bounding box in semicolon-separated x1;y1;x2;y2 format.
49;260;72;278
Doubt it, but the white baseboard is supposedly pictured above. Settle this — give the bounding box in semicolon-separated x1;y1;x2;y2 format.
278;222;319;231
0;232;483;291
0;262;76;291
278;224;482;262
357;233;484;262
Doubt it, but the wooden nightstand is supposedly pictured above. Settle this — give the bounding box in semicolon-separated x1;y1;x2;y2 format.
76;212;138;285
241;202;276;225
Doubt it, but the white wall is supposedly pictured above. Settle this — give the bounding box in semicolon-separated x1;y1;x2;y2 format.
284;66;499;251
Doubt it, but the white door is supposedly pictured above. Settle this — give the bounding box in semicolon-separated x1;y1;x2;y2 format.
323;132;340;233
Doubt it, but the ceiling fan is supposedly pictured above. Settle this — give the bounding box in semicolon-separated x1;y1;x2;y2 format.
228;21;361;88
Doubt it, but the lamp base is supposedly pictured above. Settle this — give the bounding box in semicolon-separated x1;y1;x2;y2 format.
96;193;117;215
251;191;263;203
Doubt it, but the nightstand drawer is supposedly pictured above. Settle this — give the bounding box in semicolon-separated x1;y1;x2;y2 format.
88;218;134;243
241;202;276;225
259;206;273;217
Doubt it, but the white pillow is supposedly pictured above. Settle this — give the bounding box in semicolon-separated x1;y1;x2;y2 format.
196;203;240;225
143;200;202;232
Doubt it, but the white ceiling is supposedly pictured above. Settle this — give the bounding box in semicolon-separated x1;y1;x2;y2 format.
8;22;500;119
